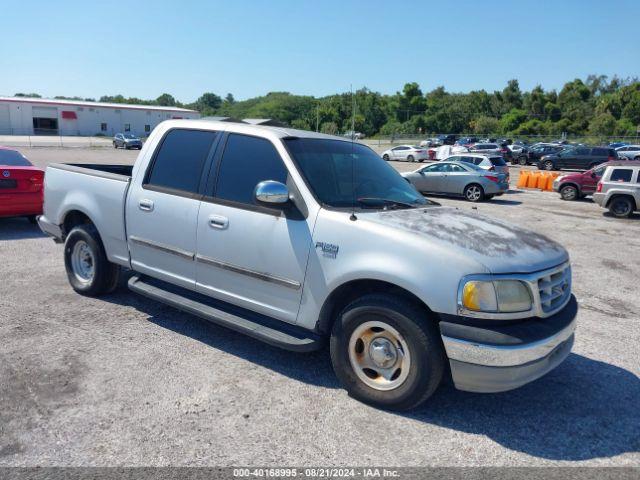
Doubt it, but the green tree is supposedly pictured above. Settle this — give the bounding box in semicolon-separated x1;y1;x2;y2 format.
156;93;177;106
195;92;222;113
471;116;500;134
500;109;528;133
588;112;617;136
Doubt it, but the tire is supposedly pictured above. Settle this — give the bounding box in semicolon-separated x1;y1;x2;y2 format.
464;183;485;202
64;224;120;296
560;184;579;201
330;294;445;411
634;156;640;161
26;215;38;224
383;154;389;161
543;160;555;171
518;156;528;166
113;142;117;149
407;155;415;162
608;196;634;218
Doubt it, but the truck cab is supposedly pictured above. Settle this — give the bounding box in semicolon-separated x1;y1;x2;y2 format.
38;120;578;410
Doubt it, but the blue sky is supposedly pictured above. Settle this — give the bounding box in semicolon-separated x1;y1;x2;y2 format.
1;0;638;102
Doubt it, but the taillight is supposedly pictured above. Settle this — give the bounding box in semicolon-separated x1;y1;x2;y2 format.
486;175;500;182
29;173;44;189
596;182;603;192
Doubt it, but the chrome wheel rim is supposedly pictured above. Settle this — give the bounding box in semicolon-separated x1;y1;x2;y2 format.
544;161;554;170
71;240;95;284
466;185;481;201
348;321;411;391
561;187;577;200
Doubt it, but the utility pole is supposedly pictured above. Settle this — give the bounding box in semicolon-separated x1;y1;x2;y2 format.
316;104;319;132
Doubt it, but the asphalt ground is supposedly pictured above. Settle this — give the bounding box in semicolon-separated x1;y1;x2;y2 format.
0;147;638;466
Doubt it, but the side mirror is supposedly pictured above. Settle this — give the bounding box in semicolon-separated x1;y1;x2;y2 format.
255;180;290;205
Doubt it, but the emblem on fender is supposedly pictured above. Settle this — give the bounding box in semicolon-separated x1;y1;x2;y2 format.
315;241;339;259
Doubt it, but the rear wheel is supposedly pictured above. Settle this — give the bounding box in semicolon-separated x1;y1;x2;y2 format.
330;294;445;410
383;154;389;161
608;196;634;218
464;183;485;202
64;224;120;296
560;184;579;201
518;156;528;166
407;155;415;162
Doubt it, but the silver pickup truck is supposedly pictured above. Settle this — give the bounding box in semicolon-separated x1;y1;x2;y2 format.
39;120;578;410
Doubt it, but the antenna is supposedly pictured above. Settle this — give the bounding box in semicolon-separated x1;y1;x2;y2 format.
350;84;357;221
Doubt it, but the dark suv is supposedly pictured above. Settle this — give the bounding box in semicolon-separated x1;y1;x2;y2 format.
538;146;617;171
525;144;565;165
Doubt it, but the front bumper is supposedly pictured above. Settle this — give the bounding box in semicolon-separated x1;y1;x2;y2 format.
440;295;578;393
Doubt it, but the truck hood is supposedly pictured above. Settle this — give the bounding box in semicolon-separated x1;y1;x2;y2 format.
367;206;568;274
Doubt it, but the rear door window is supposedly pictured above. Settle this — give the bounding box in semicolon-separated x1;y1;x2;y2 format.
489;156;506;166
215;133;288;205
610;169;633;182
146;129;217;194
592;148;608;156
575;148;590;156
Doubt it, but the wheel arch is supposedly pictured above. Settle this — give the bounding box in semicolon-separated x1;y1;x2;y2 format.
61;209;98;238
315;278;437;336
559;181;580;194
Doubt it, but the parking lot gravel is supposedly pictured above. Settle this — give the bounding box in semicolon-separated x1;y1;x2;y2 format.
0;147;638;466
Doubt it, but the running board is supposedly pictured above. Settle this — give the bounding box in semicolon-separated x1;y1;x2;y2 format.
128;275;323;352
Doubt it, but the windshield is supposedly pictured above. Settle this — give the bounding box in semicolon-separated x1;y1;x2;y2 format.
124;134;138;139
284;138;427;209
0;149;32;166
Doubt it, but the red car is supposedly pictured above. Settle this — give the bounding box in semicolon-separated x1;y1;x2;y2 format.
552;162;607;200
0;147;44;223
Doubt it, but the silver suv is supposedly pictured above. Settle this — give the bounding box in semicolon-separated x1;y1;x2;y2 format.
593;161;640;218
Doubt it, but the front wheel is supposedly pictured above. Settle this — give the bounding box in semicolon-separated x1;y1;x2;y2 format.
330;294;445;410
560;185;578;201
543;160;555;171
64;224;120;296
518;156;528;166
608;196;634;218
464;183;485;202
407;155;415;162
383;154;389;161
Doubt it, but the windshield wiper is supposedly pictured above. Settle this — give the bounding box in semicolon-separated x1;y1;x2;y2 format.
356;197;423;210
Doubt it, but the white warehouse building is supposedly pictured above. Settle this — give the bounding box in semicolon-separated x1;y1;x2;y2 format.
0;96;200;137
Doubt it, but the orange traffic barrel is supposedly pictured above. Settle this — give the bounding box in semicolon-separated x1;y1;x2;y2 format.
517;170;529;188
526;171;539;188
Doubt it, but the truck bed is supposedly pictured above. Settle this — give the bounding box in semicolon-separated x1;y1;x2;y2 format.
41;162;133;267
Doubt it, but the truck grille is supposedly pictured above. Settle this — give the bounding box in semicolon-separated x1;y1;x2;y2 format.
537;264;571;314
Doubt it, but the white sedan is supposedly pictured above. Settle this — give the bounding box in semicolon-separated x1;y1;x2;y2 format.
381;145;429;162
615;145;640;160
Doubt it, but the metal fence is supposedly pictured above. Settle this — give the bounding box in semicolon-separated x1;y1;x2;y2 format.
364;133;640;147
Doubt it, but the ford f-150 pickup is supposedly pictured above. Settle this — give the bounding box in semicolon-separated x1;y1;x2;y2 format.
39;120;578;410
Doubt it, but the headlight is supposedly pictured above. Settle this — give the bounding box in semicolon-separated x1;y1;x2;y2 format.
461;280;532;313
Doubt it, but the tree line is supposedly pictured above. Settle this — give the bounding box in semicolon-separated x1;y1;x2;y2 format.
14;75;640;137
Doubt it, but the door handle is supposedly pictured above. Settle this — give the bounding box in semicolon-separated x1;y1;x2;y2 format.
208;214;229;230
139;199;154;212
